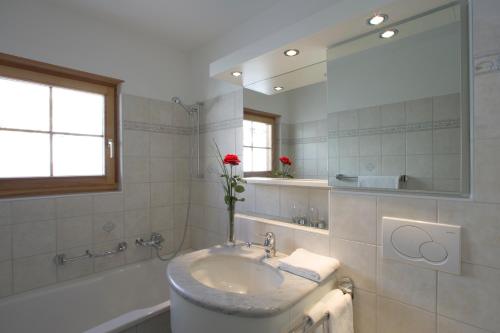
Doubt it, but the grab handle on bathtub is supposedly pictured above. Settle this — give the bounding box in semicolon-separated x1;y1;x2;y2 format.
54;242;128;266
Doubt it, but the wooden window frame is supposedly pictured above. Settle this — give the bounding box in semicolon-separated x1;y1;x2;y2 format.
0;52;123;198
243;108;277;177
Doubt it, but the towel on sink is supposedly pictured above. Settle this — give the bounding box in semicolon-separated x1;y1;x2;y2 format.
278;248;340;282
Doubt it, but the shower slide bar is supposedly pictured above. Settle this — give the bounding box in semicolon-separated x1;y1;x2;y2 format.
288;277;353;333
54;241;128;266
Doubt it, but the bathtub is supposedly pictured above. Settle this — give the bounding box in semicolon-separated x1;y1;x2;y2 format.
0;258;171;333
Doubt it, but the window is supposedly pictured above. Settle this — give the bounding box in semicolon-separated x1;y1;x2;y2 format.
243;109;276;177
0;53;122;197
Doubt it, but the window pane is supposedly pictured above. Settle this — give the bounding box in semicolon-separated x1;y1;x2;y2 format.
253;148;272;172
0;76;50;131
243;120;252;146
253;122;271;148
243;147;253;172
52;87;104;135
53;134;104;176
0;130;50;178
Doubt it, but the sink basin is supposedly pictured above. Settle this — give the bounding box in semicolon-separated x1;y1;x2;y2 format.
190;255;284;294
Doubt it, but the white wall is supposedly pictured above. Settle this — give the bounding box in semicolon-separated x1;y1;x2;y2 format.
0;0;191;102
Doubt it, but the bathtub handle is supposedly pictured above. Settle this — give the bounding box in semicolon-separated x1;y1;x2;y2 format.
54;242;128;265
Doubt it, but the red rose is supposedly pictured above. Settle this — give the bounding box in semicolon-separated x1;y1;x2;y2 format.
223;154;240;166
279;156;292;165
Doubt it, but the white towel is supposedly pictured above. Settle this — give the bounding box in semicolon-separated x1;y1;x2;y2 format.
278;248;340;282
305;289;353;333
323;289;354;333
357;176;400;189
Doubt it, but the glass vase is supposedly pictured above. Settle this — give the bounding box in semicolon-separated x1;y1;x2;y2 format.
226;203;236;246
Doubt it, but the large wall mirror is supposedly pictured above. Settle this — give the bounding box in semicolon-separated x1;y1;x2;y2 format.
227;1;469;195
328;3;469;195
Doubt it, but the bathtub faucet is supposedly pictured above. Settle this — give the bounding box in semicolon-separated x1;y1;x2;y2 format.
135;232;164;249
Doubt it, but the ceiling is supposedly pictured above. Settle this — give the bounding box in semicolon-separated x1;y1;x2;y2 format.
45;0;282;51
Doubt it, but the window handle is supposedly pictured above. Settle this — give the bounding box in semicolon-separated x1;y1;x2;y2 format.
107;139;114;159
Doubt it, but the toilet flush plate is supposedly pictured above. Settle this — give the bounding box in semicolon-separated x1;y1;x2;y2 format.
382;217;461;275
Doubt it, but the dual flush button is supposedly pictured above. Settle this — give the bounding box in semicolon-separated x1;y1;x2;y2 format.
382;217;461;274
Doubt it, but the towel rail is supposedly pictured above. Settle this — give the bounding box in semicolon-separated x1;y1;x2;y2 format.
54;241;128;266
288;277;353;333
335;174;408;183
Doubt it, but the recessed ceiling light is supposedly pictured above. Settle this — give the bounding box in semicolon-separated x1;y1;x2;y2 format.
274;86;284;91
379;29;398;39
367;14;388;26
284;49;300;57
231;71;242;77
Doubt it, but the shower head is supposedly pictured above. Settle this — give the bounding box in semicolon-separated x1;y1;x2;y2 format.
171;96;199;114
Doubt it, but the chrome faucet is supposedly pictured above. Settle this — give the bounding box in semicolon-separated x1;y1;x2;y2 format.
135;232;164;249
246;232;276;258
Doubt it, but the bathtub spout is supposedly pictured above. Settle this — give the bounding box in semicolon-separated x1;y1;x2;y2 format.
135;232;164;250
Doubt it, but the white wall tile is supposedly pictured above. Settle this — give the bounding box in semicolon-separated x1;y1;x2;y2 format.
123;156;150;184
438;263;500;332
382;133;405;155
377;247;437;312
255;185;280;217
353;289;377;333
150;133;174;158
55;196;92;219
150;157;174;182
11;198;55;224
0;260;12;297
293;230;329;256
331;237;376;292
0;202;10;225
406;130;433;155
125;235;152;264
438;316;492;333
381;103;405;126
150;206;174;231
0;225;11;262
358;106;380;129
93;241;125;272
12;220;56;258
406;154;433;178
93;212;124;243
123;130;150;157
57;216;92;250
13;253;56;293
122;95;150;123
150;99;173;126
150;182;174;207
331;193;377;244
123;183;150;211
377;297;436;333
434;128;461;154
359;135;381;156
474;138;500;203
434;154;460;179
124;209;150;237
93;193;124;214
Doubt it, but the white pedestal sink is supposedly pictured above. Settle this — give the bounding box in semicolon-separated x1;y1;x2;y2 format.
167;245;336;333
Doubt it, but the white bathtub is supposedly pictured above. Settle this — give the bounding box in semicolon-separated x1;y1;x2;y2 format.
0;258;170;333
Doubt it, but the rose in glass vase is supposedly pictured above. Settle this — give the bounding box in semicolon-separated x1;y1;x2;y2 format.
273;155;294;178
214;142;246;245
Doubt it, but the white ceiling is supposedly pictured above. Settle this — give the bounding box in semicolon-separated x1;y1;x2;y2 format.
45;0;282;51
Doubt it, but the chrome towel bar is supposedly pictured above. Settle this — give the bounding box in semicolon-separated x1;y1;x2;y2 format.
335;174;408;183
288;277;354;333
54;241;128;266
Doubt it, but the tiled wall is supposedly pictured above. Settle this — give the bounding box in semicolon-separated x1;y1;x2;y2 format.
237;183;329;229
328;93;463;192
278;119;328;179
0;94;190;299
236;1;500;332
187;90;245;249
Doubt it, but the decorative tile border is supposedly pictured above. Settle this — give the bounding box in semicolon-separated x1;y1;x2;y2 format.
475;52;500;76
200;118;242;133
279;136;327;145
123;121;192;135
124;117;242;135
328;118;460;139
